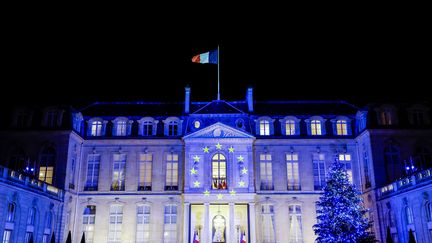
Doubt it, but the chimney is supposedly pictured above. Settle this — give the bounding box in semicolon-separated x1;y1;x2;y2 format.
246;87;253;112
184;86;191;113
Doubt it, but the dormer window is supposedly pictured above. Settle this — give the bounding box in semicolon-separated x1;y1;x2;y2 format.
280;116;300;136
138;117;158;136
305;116;326;136
255;116;275;136
331;116;351;136
43;108;64;127
407;104;430;126
163;117;183;136
87;118;107;137
13;110;32;128
375;105;398;125
112;117;132;136
311;120;321;135
72;112;83;133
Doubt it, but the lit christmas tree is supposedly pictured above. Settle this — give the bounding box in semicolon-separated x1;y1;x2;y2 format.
313;159;375;243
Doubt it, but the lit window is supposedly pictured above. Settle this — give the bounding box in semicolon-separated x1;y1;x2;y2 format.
212;153;227;189
260;120;270;136
138;153;152;191
136;205;151;243
380;111;392;125
39;147;55;184
91;121;103;136
194;120;200;129
111;154;126;191
83;205;96;243
285;120;296;135
287;153;300;190
165;154;178;190
261;204;276;243
108;205;123;243
339;153;352;183
115;121;127;136
311;120;322;135
2;230;12;243
288;205;303;243
163;205;177;243
260;154;273;190
85;154;100;191
336;120;348;135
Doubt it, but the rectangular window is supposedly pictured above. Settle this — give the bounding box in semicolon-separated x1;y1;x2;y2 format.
2;230;11;243
380;111;392;125
138;153;152;191
108;205;123;243
339;154;353;183
6;203;15;222
116;121;127;136
261;204;276;243
287;153;300;190
336;120;348;135
260;120;270;135
143;122;152;136
168;122;178;136
311;120;322;135
285;120;296;135
25;233;33;243
260;154;273;190
288;205;303;243
38;166;53;184
165;154;179;190
363;148;371;188
42;234;49;243
136;205;151;243
46;111;59;127
163;205;177;243
313;154;326;190
111;154;126;191
83;206;96;243
85;154;100;191
90;121;103;136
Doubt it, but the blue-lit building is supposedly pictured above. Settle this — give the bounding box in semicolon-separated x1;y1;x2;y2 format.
0;87;431;243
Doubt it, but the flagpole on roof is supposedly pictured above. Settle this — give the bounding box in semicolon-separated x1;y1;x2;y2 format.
217;45;220;100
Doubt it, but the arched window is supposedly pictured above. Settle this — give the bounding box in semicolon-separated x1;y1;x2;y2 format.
415;146;431;169
83;205;96;243
261;204;276;243
112;117;132;136
405;206;414;225
168;120;178;136
163;117;182;136
212;153;227;189
138;117;158;136
336;120;348;135
6;203;16;222
91;120;103;136
27;207;36;225
311;120;321;135
39;147;55;184
260;120;270;136
285;120;296;135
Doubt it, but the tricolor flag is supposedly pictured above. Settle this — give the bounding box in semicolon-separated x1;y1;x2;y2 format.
240;231;247;243
192;49;218;64
193;230;200;243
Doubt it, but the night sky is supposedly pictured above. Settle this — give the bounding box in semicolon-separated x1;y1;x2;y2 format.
3;14;429;108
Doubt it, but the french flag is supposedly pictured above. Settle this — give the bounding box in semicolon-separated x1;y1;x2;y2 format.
193;230;200;243
240;231;247;243
192;49;218;64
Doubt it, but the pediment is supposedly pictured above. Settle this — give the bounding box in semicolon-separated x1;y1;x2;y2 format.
183;122;254;139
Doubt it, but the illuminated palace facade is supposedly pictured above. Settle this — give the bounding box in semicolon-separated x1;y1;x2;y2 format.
1;87;432;243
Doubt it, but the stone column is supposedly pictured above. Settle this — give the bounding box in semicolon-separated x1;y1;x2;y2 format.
204;202;210;243
249;202;257;243
183;202;190;243
229;202;235;243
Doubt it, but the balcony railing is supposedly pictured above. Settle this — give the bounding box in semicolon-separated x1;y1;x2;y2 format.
0;165;63;199
378;168;432;199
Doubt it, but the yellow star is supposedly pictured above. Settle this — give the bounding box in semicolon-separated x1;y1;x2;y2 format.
241;167;248;174
237;155;244;162
238;181;246;187
203;146;210;153
190;168;197;175
228;146;235;153
204;190;210;196
193;181;201;187
193;155;200;162
217;193;223;200
215;142;222;150
229;189;236;196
